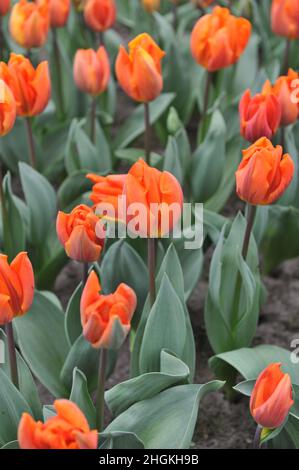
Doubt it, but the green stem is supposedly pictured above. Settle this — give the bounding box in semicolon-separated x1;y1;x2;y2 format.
280;126;286;150
52;28;65;118
282;38;290;74
82;262;89;286
148;238;157;307
96;348;107;431
90;97;97;145
202;71;213;120
96;31;104;47
25;118;37;169
242;204;257;260
144;102;151;165
5;322;19;389
172;3;178;31
253;425;262;449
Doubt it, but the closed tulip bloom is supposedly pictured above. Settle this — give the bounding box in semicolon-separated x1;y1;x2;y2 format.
87;173;126;216
239;82;281;142
115;33;165;103
10;0;49;49
18;400;98;449
0;54;51;117
124;159;183;237
190;6;251;72
250;363;294;429
49;0;71;28
142;0;160;13
271;0;299;39
0;0;10;16
236;137;294;205
0;79;16;136
84;0;116;32
73;47;110;96
0;252;34;325
272;69;299;126
56;204;105;263
81;270;137;349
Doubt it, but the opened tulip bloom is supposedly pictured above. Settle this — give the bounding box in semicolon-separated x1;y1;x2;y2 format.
48;0;71;28
272;69;299;126
10;0;49;49
271;0;299;39
0;252;34;325
0;79;16;136
57;204;105;263
18;400;98;449
0;0;10;16
124;159;183;238
0;54;51;117
87;173;126;219
84;0;116;32
236;137;294;206
250;363;294;429
73;47;110;96
190;6;251;71
115;33;165;103
239;82;281;143
81;270;137;349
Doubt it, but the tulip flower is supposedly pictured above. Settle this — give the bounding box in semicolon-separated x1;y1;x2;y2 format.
80;270;137;350
18;400;98;448
87;173;126;218
236;137;294;206
0;252;34;324
239;82;281;143
9;0;50;49
84;0;116;32
142;0;160;13
271;0;299;39
0;0;10;16
56;204;105;263
115;33;165;103
0;79;16;137
250;363;294;429
73;47;110;96
48;0;71;28
190;6;251;72
272;69;299;127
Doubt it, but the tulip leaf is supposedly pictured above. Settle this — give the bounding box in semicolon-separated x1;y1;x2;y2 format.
57;170;93;210
69;368;96;428
163;136;183;184
65;282;83;346
100;431;144;450
104;381;224;449
1;441;19;449
14;291;70;398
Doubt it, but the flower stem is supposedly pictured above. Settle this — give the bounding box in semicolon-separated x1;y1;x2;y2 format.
82;262;89;286
282;38;290;74
172;3;178;31
5;322;19;389
253;425;262;449
202;71;213;120
96;348;107;431
52;28;65;119
144;102;151;165
96;31;104;47
148;238;157;306
242;204;257;259
280;126;285;150
90;97;97;145
25;118;37;169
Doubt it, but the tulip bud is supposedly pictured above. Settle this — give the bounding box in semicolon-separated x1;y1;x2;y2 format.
271;0;299;39
123;159;183;238
84;0;116;32
49;0;71;28
142;0;160;13
18;400;98;448
80;270;137;349
115;33;165;103
10;0;50;49
236;137;294;206
0;54;51;117
73;46;110;96
190;6;251;72
56;204;105;263
239;82;281;143
0;0;10;16
272;69;299;126
0;79;16;136
0;252;34;325
250;363;294;429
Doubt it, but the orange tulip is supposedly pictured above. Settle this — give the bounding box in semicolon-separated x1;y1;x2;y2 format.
190;6;251;72
87;173;126;216
48;0;71;28
236;137;294;206
56;204;105;263
80;270;137;349
0;79;16;136
115;33;165;103
272;69;299;126
123;159;183;237
0;252;34;325
84;0;116;32
18;400;98;449
0;0;10;16
250;363;294;429
9;0;49;49
239;81;281;143
142;0;160;13
73;47;110;96
271;0;299;39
